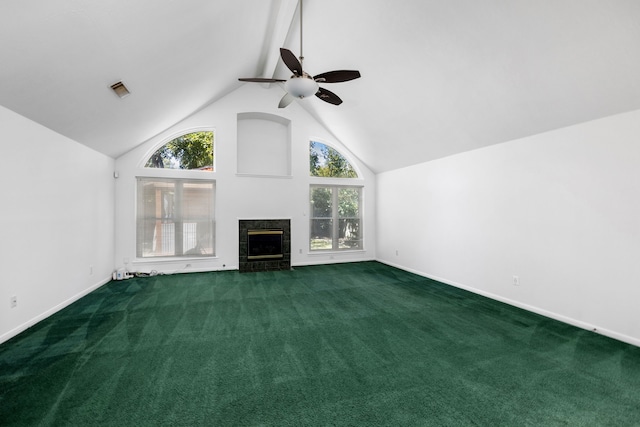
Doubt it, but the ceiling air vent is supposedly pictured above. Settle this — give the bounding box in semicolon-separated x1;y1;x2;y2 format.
110;81;130;98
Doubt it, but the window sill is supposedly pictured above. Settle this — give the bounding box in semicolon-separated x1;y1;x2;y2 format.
306;249;366;256
236;173;293;179
133;256;218;264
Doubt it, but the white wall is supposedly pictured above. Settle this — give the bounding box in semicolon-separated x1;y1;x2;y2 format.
114;84;376;273
377;109;640;346
0;105;115;344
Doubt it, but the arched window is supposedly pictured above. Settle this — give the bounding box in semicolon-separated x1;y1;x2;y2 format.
138;131;216;259
308;141;361;251
145;131;214;171
309;141;357;178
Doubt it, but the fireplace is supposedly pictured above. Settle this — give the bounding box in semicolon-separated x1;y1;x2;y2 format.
239;219;290;272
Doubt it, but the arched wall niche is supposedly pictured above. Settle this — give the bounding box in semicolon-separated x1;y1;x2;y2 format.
237;112;291;177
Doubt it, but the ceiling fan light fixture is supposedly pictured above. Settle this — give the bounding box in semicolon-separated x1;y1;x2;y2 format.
237;0;360;107
284;76;318;98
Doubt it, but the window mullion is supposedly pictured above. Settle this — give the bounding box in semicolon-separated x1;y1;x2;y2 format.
175;181;184;256
332;188;339;251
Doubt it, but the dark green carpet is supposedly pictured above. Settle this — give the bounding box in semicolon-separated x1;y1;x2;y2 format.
1;262;639;426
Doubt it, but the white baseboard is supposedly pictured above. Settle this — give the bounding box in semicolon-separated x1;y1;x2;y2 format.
0;276;112;345
292;257;375;267
376;259;640;348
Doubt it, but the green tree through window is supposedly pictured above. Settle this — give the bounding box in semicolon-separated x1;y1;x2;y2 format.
310;186;361;251
309;141;357;178
146;131;214;171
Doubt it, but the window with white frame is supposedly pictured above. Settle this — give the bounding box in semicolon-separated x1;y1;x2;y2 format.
136;178;215;258
310;185;362;251
309;141;358;178
145;131;214;171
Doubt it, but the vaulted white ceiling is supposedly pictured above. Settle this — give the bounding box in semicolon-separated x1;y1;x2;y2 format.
2;0;640;172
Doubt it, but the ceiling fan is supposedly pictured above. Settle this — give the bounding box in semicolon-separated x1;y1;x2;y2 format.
238;0;361;108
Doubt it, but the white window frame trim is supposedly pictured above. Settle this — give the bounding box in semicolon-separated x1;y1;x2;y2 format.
308;138;363;179
135;176;217;260
309;184;364;252
138;127;217;172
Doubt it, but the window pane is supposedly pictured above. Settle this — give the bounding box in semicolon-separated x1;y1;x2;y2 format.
338;188;360;218
145;131;214;171
338;219;361;249
310;187;332;218
183;221;214;255
309;141;357;178
310;219;333;250
138;219;176;257
183;182;214;217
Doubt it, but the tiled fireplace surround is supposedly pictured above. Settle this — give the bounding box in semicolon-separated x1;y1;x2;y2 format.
239;219;291;272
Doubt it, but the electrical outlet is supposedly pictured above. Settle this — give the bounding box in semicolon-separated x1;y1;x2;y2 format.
513;275;520;286
395;250;399;256
90;265;94;276
10;296;17;308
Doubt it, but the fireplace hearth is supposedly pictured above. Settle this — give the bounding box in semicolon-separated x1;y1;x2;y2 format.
239;219;290;272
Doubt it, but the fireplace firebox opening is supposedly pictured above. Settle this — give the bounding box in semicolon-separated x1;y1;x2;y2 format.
247;229;284;260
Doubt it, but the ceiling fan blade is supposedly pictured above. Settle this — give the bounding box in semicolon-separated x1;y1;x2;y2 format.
315;87;343;105
239;77;287;83
278;93;295;108
314;70;361;83
280;48;303;75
